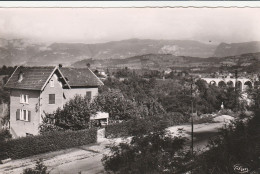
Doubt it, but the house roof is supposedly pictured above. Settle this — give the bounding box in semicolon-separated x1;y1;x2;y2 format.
60;67;104;87
4;66;70;90
4;66;57;90
5;66;103;90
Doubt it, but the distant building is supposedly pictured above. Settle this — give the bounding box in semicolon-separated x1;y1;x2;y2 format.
4;66;103;138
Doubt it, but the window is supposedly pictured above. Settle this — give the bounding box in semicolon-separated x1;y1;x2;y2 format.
49;94;55;104
16;109;31;122
50;79;54;87
20;94;29;104
26;133;33;137
23;110;26;120
86;91;92;100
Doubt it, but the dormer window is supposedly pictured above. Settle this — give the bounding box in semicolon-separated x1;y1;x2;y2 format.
20;94;29;104
50;80;54;87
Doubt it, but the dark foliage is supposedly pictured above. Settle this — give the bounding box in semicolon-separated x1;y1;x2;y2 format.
0;128;97;160
102;130;191;174
0;129;12;142
39;95;96;132
105;117;168;138
0;65;16;76
0;88;9;104
193;110;260;173
163;112;189;126
23;159;49;174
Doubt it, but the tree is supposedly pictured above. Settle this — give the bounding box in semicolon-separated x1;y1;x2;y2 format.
102;130;191;174
92;90;143;120
0;129;12;142
39;95;96;132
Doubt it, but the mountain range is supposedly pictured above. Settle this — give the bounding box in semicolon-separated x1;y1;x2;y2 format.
1;38;260;68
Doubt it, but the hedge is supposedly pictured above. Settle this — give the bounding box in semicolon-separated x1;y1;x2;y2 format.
105;118;168;138
0;128;97;160
105;121;130;138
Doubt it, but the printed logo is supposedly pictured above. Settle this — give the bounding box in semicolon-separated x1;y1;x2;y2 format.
233;164;249;174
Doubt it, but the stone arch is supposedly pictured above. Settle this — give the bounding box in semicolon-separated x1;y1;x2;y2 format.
236;81;242;91
218;81;226;88
244;81;252;90
227;81;234;88
209;80;216;86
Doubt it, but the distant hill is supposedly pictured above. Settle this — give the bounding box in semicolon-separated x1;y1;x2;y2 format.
48;39;216;59
1;38;260;68
72;52;260;73
72;54;219;69
214;41;260;57
0;38;216;66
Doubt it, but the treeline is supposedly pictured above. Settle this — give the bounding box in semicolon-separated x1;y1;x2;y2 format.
102;74;245;117
0;65;16;76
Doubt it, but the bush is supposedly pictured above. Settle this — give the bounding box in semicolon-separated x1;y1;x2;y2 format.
217;109;235;117
105;117;168;138
23;159;49;174
193;114;215;124
0;128;97;160
105;113;189;139
40;95;96;132
164;112;189;126
102;130;191;174
105;121;130;138
0;129;12;142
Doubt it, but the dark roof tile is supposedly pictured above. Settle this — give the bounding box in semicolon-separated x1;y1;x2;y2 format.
5;66;103;90
5;66;56;90
60;67;103;87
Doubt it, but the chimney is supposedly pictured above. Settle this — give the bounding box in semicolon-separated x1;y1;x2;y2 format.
18;71;24;82
59;64;63;68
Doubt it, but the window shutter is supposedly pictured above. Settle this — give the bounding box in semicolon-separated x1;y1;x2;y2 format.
16;109;20;120
28;111;31;122
26;95;29;104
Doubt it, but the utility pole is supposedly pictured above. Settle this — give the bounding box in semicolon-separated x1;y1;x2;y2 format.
235;70;238;112
190;77;194;156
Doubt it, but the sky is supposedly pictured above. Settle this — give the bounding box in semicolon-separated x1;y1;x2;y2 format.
0;8;260;44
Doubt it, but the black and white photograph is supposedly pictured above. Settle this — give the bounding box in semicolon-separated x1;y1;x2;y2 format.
0;6;260;174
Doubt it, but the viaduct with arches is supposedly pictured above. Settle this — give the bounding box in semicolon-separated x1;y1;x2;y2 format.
201;77;253;91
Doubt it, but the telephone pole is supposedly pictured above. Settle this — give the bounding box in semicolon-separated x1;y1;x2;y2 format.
190;77;194;156
235;70;238;112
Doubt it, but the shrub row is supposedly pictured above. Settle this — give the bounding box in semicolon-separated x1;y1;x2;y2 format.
0;128;97;160
105;117;168;138
105;112;191;139
164;112;189;126
105;121;130;138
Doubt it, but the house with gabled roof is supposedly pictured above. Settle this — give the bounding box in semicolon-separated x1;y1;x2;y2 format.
4;66;103;138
